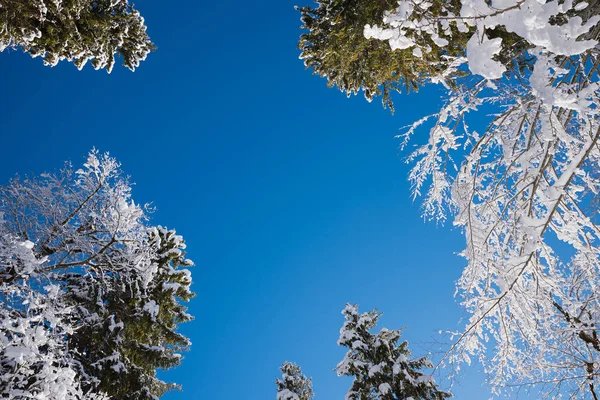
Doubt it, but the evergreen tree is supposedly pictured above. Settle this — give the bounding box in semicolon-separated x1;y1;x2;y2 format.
0;150;194;400
296;0;471;112
296;0;600;395
65;227;194;400
0;0;154;72
296;0;600;111
274;305;449;400
354;0;600;395
276;362;314;400
336;304;450;400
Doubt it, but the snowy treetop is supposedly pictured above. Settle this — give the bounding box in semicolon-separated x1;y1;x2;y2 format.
0;150;194;400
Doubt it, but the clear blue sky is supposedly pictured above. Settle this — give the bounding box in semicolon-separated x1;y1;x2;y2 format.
0;1;526;399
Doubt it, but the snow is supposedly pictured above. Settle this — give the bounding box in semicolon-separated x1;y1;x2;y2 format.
143;300;160;319
276;389;300;400
530;54;600;109
4;346;34;363
378;383;391;395
0;150;194;399
358;0;600;394
162;282;181;292
368;363;384;377
108;317;124;332
466;32;505;80
366;0;600;82
364;24;416;51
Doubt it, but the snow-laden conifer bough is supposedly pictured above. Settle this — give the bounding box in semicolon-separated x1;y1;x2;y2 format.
298;0;600;396
0;150;194;400
276;304;450;400
0;0;154;72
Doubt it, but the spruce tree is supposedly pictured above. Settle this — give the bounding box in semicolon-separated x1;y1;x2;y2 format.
274;305;450;400
336;304;450;400
64;227;194;400
0;0;154;72
0;150;194;400
276;362;314;400
296;0;471;112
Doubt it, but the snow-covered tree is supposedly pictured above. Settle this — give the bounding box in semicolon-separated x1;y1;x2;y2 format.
296;0;471;112
368;1;600;397
65;227;194;399
297;0;597;107
0;0;154;72
297;0;600;396
274;305;448;400
336;304;450;400
0;150;193;399
276;362;313;400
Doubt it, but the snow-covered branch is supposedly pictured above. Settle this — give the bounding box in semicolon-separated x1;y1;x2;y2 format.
0;150;194;400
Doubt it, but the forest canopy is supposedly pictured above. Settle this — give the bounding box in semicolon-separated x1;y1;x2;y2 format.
297;0;600;397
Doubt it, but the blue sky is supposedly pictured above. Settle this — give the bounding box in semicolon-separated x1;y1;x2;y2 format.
0;1;521;399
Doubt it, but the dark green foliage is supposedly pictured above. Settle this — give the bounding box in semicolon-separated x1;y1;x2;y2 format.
0;0;154;72
336;304;451;400
65;227;194;400
296;0;470;112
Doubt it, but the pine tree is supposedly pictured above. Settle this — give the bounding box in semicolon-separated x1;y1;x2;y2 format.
276;362;314;400
336;304;450;400
0;0;154;72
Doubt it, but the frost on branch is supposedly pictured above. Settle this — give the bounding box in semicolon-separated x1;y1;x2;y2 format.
0;150;194;399
304;0;600;396
374;2;600;396
296;0;600;394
